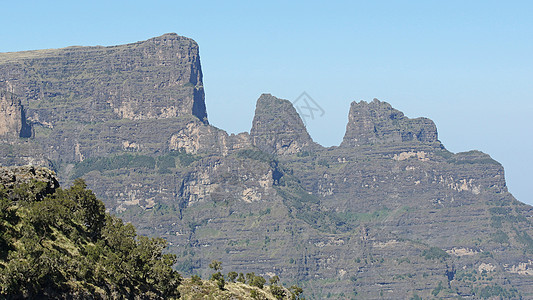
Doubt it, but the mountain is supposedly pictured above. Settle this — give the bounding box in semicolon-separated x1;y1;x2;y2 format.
1;34;533;299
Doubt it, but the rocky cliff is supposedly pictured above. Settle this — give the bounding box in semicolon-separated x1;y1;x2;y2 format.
1;35;533;299
0;90;31;140
0;33;207;167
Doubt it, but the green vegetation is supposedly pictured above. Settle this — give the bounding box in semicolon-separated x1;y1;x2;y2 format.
72;154;156;178
474;284;519;299
180;261;302;299
71;150;201;178
209;260;225;290
491;230;510;244
246;272;267;289
513;228;533;252
170;149;201;167
0;170;303;299
237;149;276;164
431;281;444;296
421;247;450;261
409;294;422;300
0;179;181;298
455;270;477;282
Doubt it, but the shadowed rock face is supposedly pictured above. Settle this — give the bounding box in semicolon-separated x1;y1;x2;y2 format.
2;35;533;299
341;99;438;147
250;94;318;155
0;91;31;139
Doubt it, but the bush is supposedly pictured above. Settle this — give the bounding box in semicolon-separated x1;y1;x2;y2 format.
0;178;182;298
270;285;285;299
227;271;238;283
250;275;266;289
237;273;245;283
191;275;203;285
422;247;449;261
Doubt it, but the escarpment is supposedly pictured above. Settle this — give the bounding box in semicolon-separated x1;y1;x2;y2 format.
1;35;533;299
0;33;207;123
0;33;211;166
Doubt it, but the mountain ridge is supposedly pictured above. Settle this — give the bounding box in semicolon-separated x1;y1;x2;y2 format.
1;34;532;299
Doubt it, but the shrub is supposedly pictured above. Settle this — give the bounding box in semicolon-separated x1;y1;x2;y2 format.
422;247;449;261
270;285;285;299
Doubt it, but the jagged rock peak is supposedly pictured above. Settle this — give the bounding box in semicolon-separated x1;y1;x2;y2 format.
0;90;32;140
340;98;438;147
250;93;316;155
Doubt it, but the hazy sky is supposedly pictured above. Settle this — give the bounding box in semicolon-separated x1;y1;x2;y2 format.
1;1;532;205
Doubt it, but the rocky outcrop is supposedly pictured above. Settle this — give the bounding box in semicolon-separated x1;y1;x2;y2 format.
340;99;438;147
250;94;318;155
0;90;31;139
0;165;59;197
168;119;252;155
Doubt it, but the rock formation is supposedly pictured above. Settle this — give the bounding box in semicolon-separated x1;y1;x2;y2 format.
0;33;209;166
0;33;207;124
341;98;438;147
1;34;533;299
0;90;31;139
250;93;318;155
0;165;58;192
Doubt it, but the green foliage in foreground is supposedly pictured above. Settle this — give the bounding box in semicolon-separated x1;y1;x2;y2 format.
0;174;304;299
197;260;304;300
0;179;181;299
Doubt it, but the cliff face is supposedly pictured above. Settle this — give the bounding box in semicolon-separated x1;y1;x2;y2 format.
0;90;31;139
0;33;210;166
2;35;533;299
0;33;207;124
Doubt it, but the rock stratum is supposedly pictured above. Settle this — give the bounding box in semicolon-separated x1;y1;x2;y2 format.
1;34;533;299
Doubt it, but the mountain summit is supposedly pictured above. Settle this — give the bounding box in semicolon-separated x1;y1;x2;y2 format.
341;98;438;147
251;93;318;155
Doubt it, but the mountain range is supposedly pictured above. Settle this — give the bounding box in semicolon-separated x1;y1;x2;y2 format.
1;33;532;299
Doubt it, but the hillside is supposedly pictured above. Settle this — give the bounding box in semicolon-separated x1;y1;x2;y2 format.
1;34;533;299
0;166;301;299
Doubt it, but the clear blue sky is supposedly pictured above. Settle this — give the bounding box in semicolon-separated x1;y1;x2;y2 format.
2;1;532;205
